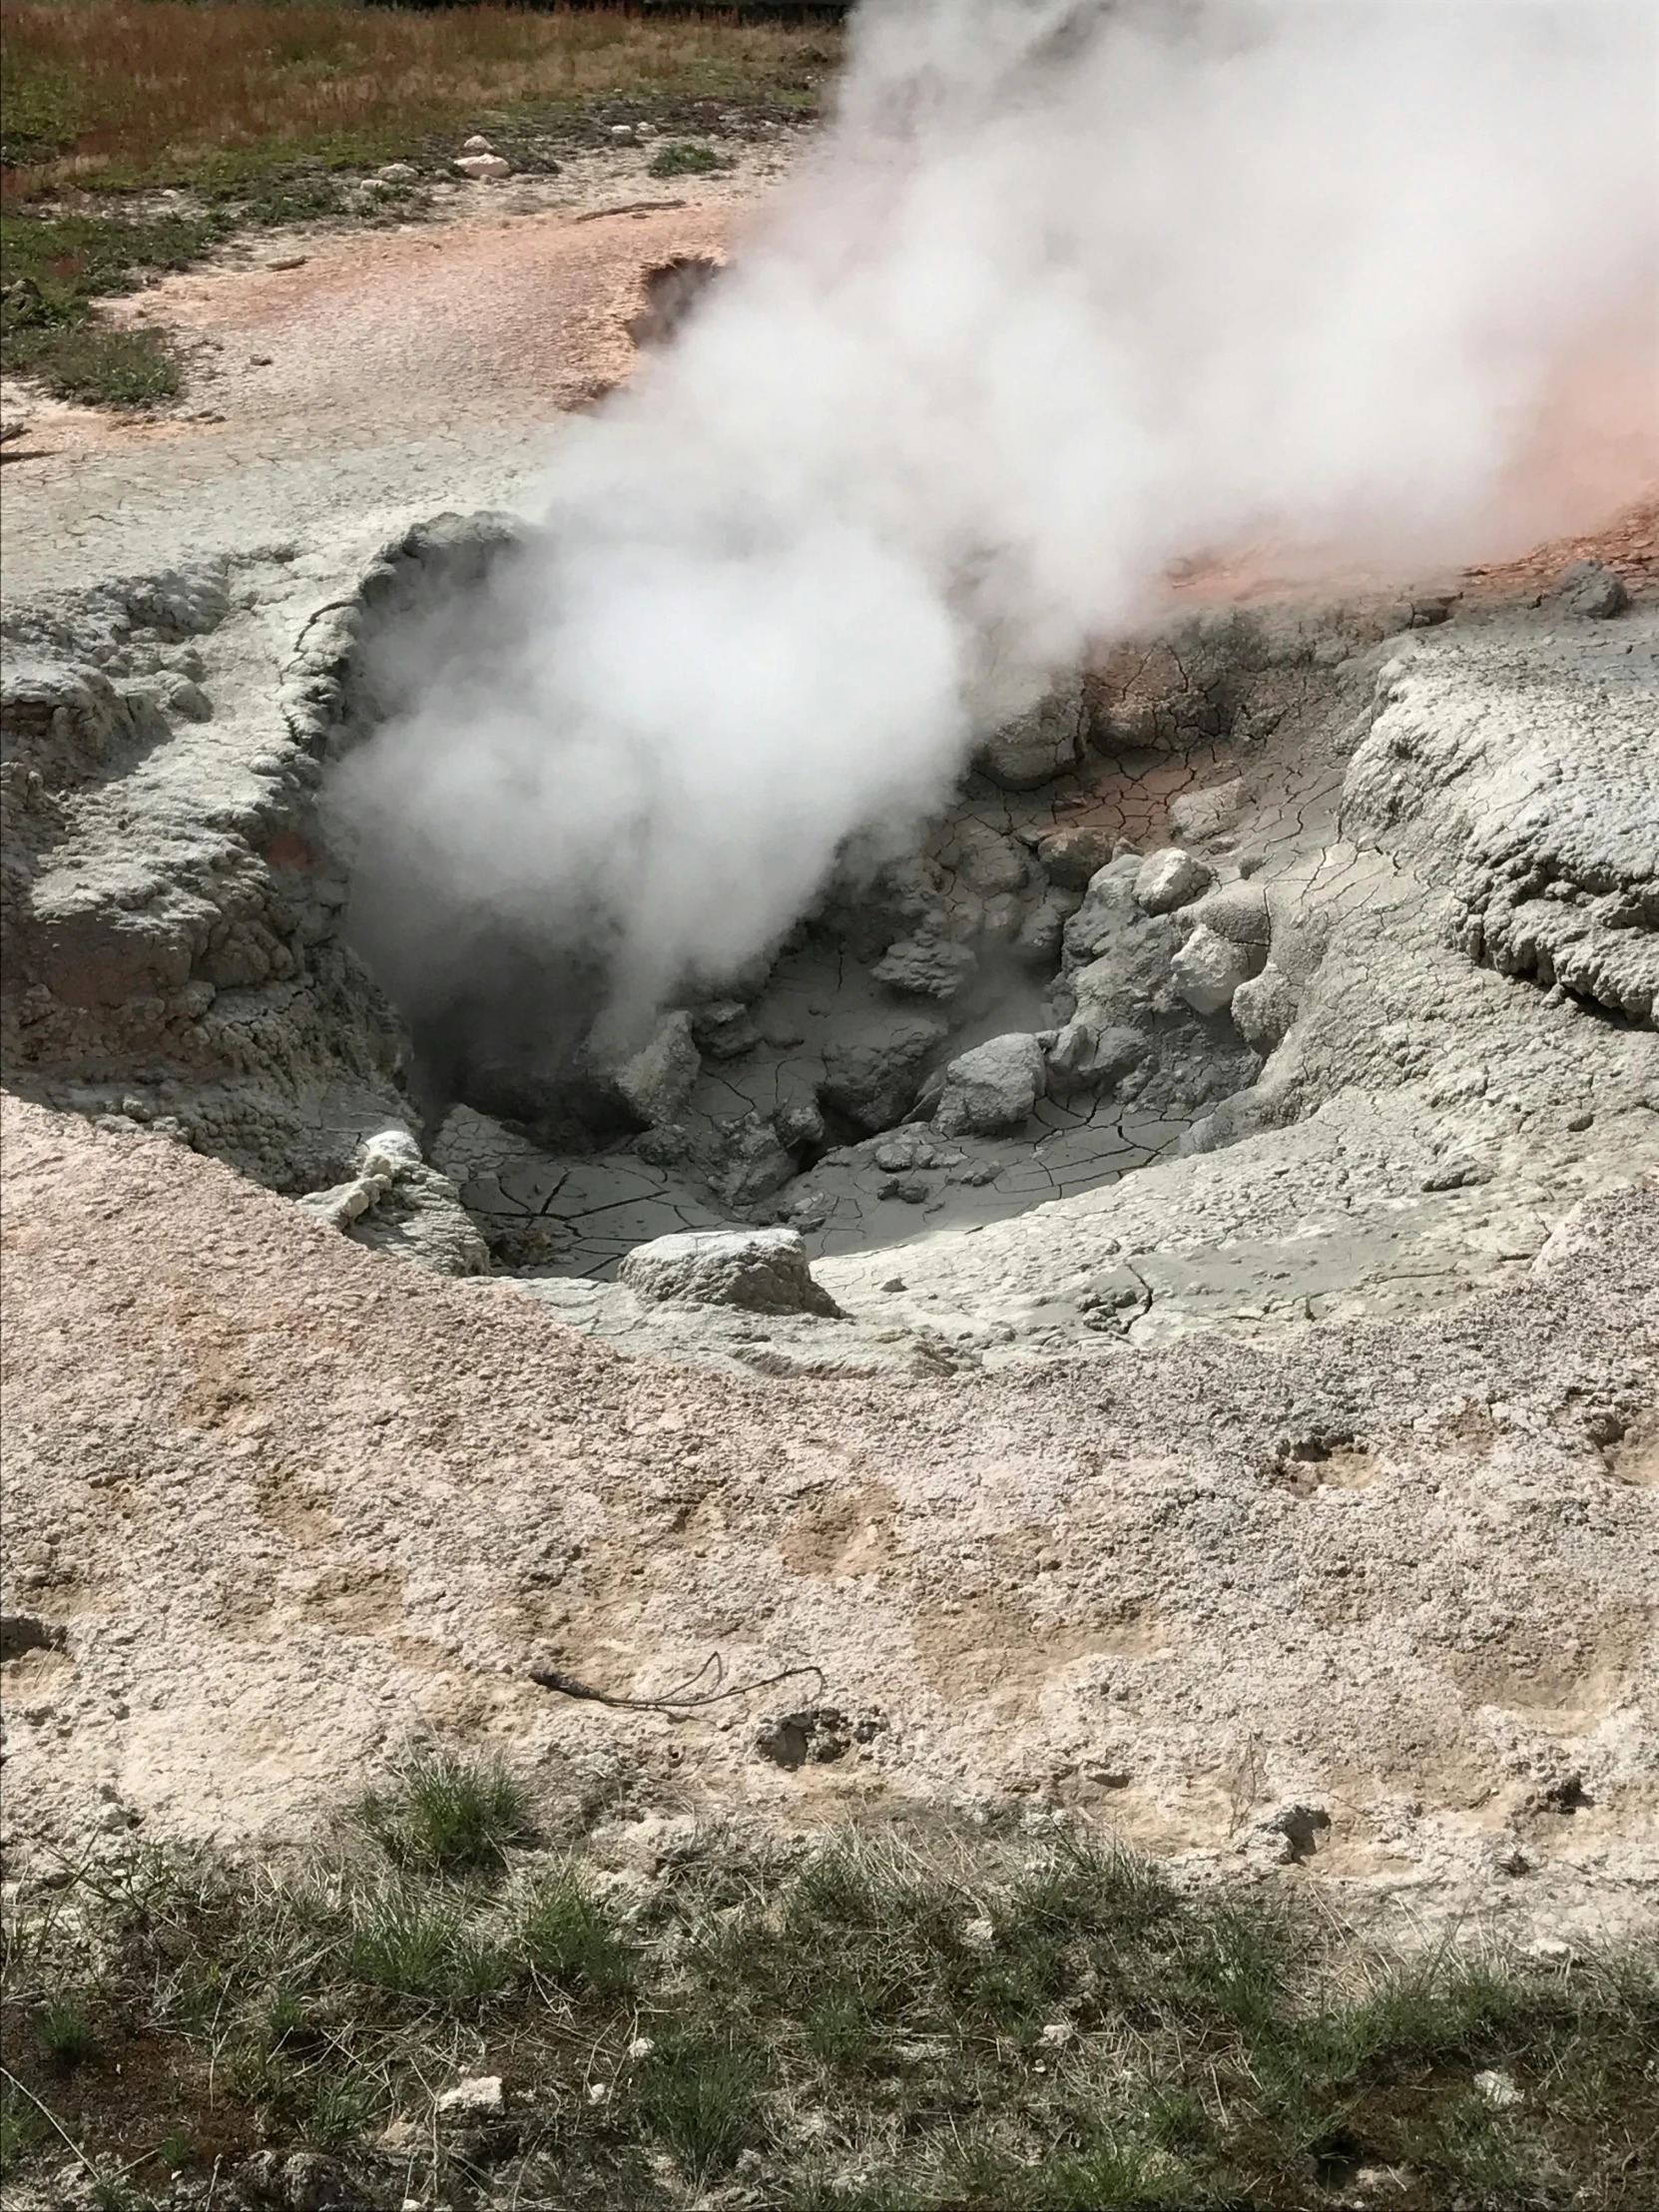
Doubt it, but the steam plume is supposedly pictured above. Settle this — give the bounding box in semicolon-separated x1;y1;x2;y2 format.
337;0;1657;1071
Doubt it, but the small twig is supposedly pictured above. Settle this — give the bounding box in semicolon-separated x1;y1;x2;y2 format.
530;1654;824;1713
0;2064;101;2178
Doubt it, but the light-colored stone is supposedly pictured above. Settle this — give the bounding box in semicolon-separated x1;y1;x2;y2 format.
1231;964;1298;1052
1134;846;1215;914
435;2074;504;2117
1046;1018;1148;1088
454;155;511;182
1171;923;1252;1015
620;1227;841;1316
932;1033;1046;1138
1168;778;1244;842
975;679;1087;790
1473;2068;1523;2109
612;1012;700;1127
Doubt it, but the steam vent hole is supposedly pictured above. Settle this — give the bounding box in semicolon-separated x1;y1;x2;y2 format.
333;518;1282;1282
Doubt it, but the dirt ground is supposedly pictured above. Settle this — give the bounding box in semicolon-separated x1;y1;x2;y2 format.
0;140;799;601
4;1093;1655;1939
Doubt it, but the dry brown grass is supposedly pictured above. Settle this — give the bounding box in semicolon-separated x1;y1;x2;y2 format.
1;2;838;193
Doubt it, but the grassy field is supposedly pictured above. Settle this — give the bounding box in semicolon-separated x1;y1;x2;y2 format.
1;2;838;189
0;2;839;403
2;1748;1655;2210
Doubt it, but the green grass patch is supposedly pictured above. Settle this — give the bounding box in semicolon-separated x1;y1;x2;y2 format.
648;140;728;179
354;1744;532;1877
1;1753;1654;2210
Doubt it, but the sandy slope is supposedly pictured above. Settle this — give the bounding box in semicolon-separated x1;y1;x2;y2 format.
3;1094;1654;1937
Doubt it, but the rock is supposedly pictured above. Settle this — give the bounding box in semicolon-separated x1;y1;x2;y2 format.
871;932;977;1000
774;1098;827;1152
375;164;419;185
611;1012;699;1127
165;677;212;722
1168;778;1244;842
1014;884;1086;965
932;1033;1047;1138
1230;963;1298;1052
1064;863;1184;1021
1046;1019;1148;1089
240;2152;362;2212
1556;558;1629;619
436;2074;504;2117
975;677;1088;790
460;134;495;154
871;1128;945;1172
1243;1801;1331;1866
1184;880;1271;953
937;818;1029;894
1170;924;1252;1015
819;1014;949;1134
454;155;511;182
1134;846;1216;915
1036;824;1118;889
298;1130;490;1277
707;1111;796;1211
1473;2068;1523;2110
620;1228;841;1317
690;999;760;1060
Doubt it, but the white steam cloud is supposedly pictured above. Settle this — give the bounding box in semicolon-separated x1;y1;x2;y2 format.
338;0;1656;1062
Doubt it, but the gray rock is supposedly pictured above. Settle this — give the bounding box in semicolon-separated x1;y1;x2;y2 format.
620;1228;840;1317
1171;924;1252;1014
611;1012;700;1127
1231;963;1298;1052
774;1098;828;1152
1135;846;1216;915
707;1111;797;1212
1036;824;1118;889
691;999;761;1060
819;1014;949;1134
872;931;978;1000
937;818;1030;894
1168;778;1244;842
1047;1019;1149;1089
1064;863;1184;1021
1014;884;1086;965
932;1033;1047;1138
299;1129;490;1277
1184;880;1271;954
1557;559;1629;620
975;677;1088;790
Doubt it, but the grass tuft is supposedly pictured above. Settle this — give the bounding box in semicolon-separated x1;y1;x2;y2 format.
36;1993;99;2069
520;1868;636;1995
648;140;727;179
636;2027;766;2180
355;1746;531;1878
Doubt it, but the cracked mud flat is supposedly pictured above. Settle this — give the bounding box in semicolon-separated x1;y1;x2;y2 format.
2;171;1658;1932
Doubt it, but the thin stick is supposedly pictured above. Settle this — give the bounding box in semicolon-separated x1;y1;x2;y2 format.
530;1654;823;1713
0;2064;101;2178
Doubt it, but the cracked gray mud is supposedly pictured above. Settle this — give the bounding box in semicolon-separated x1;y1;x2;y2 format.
1;513;1656;1935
